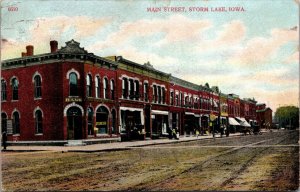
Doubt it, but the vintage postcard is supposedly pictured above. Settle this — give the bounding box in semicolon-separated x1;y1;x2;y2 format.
1;0;299;191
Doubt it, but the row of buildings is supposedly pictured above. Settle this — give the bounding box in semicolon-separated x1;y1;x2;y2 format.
1;40;272;142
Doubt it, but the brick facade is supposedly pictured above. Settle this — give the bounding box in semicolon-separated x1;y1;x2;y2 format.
1;40;272;141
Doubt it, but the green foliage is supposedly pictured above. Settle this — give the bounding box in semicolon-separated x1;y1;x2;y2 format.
274;106;299;129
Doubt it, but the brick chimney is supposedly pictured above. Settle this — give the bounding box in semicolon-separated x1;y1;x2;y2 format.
21;52;27;57
26;45;34;56
50;40;58;53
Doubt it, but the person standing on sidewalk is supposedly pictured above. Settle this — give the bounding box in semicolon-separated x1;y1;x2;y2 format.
2;131;7;150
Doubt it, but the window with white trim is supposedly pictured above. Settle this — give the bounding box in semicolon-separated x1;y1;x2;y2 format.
35;110;43;134
34;75;42;98
1;80;7;101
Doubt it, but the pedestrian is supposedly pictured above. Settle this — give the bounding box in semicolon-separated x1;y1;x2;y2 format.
2;131;7;150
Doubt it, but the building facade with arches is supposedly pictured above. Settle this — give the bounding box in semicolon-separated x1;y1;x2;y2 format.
1;40;266;142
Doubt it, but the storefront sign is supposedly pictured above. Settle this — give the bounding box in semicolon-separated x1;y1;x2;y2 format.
65;97;82;102
96;121;107;125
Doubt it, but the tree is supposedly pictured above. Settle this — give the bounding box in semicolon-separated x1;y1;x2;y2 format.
274;106;299;129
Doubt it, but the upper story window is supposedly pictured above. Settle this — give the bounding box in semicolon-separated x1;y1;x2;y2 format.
95;76;100;98
128;79;134;100
134;80;139;100
157;86;161;104
69;72;78;96
1;80;7;101
34;75;42;98
103;78;109;99
175;93;179;106
170;91;174;105
35;110;43;134
122;78;128;99
162;87;165;104
153;85;157;103
180;93;183;107
86;74;92;97
144;82;148;102
110;79;115;100
11;77;19;100
184;96;189;107
12;111;20;134
194;98;198;109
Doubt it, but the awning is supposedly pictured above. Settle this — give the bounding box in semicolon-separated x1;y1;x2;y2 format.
185;112;200;117
235;117;251;127
152;110;168;115
229;117;240;126
120;107;143;112
120;106;144;124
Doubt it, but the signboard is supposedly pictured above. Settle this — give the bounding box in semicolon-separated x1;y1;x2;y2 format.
65;97;82;102
96;121;107;126
7;120;13;134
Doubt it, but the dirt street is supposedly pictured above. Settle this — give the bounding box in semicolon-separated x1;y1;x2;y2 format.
2;130;299;191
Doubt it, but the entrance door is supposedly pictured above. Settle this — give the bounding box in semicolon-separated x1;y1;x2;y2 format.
67;107;83;140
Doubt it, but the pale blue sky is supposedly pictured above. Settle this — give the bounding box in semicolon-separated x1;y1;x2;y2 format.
1;0;299;111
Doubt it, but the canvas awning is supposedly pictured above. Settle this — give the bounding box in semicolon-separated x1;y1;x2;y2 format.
152;110;168;115
229;117;240;126
235;117;251;127
185;112;200;117
213;100;218;107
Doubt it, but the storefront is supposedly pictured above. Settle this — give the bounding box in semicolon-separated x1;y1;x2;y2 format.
184;112;200;136
228;117;240;133
120;107;144;140
151;110;169;138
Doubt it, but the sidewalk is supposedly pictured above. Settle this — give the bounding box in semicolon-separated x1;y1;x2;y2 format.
1;132;258;153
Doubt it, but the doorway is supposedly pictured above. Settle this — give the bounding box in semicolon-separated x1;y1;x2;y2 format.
67;107;83;139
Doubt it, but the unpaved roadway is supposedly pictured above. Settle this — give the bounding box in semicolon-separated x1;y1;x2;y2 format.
2;130;299;191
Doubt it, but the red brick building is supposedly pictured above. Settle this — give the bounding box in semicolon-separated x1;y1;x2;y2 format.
1;40;271;142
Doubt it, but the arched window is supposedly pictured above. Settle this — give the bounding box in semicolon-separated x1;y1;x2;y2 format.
86;74;92;97
103;78;108;99
1;80;7;101
35;110;43;134
95;76;100;98
11;78;18;100
12;111;20;134
34;75;42;98
1;113;7;132
110;80;114;100
69;73;78;96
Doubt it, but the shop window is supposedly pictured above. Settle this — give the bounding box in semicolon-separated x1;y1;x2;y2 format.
69;73;78;96
111;109;116;134
103;78;108;99
96;106;109;134
1;80;7;101
86;74;92;97
12;111;20;134
110;79;115;100
95;76;100;98
34;75;42;98
1;113;7;132
87;107;94;135
11;78;18;100
35;110;43;134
